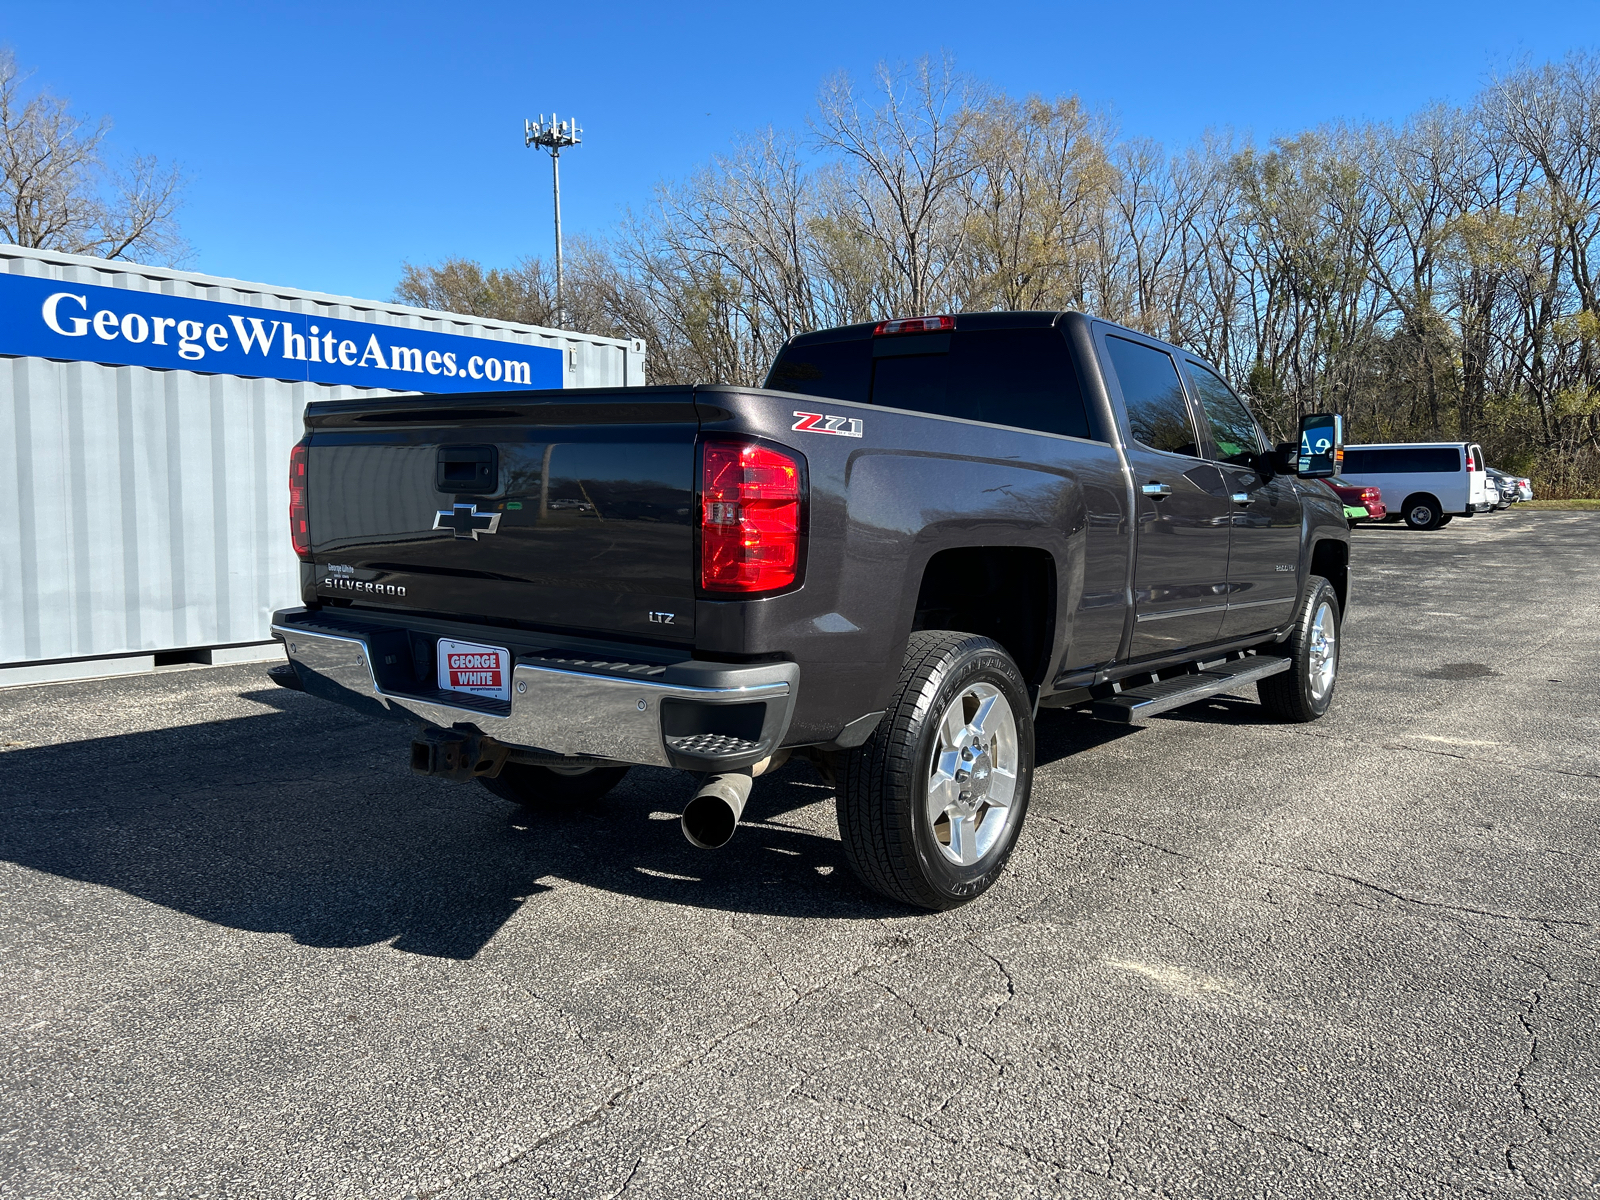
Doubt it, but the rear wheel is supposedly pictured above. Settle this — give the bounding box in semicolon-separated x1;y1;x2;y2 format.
836;631;1034;910
1437;514;1454;526
480;761;631;807
1403;497;1442;530
1258;576;1341;722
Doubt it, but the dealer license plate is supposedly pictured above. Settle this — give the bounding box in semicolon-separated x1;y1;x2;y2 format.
437;638;512;702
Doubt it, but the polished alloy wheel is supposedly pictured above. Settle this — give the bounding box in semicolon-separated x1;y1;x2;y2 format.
1307;600;1338;703
926;682;1019;866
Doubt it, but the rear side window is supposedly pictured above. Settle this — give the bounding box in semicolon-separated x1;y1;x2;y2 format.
767;326;1095;441
1344;447;1462;474
1186;361;1263;464
1104;336;1199;457
764;339;871;406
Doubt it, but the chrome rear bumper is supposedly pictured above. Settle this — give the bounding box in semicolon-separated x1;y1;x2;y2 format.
271;609;796;771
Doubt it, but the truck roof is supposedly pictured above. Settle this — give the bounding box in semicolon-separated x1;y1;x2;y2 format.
784;310;1072;346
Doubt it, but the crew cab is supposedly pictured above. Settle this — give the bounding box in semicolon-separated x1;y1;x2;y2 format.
271;312;1350;910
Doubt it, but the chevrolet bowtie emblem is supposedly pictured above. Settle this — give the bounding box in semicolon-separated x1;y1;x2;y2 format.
433;502;503;540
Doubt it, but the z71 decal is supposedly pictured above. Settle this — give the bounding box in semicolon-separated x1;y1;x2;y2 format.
792;411;863;437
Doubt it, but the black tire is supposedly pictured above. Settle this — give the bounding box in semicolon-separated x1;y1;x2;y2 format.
1437;514;1453;526
835;631;1034;910
480;762;631;807
1403;497;1442;530
1258;576;1341;722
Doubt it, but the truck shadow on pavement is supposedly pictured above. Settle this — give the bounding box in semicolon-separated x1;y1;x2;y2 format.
0;686;1136;959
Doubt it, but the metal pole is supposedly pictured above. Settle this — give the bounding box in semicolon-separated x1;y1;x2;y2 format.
552;148;563;329
524;113;581;332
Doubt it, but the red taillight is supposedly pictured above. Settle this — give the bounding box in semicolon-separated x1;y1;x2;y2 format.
873;315;955;337
1362;488;1381;502
700;442;804;593
289;441;311;561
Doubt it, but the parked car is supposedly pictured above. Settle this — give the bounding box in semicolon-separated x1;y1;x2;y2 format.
1483;474;1507;509
1339;441;1490;529
1330;481;1386;527
1486;467;1529;504
270;311;1351;910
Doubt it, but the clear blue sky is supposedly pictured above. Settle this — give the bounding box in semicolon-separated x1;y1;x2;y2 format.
3;0;1596;302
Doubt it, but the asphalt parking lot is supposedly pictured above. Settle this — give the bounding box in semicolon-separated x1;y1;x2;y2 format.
3;509;1597;1199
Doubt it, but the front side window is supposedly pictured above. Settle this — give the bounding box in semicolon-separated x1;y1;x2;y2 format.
1104;335;1199;456
1186;361;1264;465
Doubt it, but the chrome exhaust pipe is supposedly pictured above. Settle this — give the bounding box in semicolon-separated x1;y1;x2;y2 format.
681;770;754;849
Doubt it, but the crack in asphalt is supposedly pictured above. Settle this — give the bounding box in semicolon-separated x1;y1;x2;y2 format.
1051;822;1199;861
1281;726;1600;782
1504;986;1556;1195
396;941;938;1200
603;1154;645;1200
788;1084;1138;1195
725;916;803;1002
1088;1074;1491;1194
1258;862;1594;930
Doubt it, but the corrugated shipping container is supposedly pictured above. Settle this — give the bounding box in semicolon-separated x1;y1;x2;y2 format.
0;245;646;678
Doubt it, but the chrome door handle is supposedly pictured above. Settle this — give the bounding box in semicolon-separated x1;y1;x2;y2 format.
1141;482;1173;497
1230;492;1252;504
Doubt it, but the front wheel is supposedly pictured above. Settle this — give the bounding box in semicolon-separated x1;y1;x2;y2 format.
480;761;631;807
835;631;1034;910
1258;576;1341;722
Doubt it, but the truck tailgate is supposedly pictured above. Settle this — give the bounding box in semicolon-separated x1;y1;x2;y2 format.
303;391;700;644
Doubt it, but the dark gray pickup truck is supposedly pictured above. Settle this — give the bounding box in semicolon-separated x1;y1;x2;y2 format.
272;311;1350;909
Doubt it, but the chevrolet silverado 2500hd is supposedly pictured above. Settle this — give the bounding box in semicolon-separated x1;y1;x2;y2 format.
271;311;1350;910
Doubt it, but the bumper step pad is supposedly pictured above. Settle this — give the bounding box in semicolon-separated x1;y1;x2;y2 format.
666;732;764;758
1091;655;1292;724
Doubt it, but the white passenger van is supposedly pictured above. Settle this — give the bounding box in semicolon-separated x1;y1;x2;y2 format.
1339;442;1489;530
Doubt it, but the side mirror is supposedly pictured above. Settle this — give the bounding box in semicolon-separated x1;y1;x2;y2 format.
1297;413;1343;478
1271;442;1300;475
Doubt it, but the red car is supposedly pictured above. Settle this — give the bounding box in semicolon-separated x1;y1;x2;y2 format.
1331;481;1386;526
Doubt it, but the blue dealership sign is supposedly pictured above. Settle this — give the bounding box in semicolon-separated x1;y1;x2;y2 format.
0;271;562;392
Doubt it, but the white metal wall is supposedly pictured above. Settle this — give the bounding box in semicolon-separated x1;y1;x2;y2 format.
0;246;647;668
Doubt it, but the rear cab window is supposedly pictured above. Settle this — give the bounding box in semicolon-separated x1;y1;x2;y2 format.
765;320;1099;441
1102;335;1201;457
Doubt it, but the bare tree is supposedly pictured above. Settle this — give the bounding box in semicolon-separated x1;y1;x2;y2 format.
399;52;1600;495
0;49;186;263
813;57;980;315
961;93;1114;311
